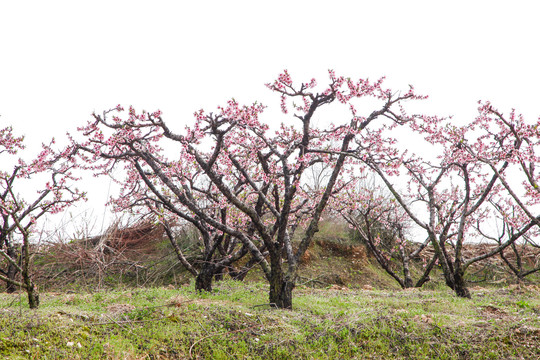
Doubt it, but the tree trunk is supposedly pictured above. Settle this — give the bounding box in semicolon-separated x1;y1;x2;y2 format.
269;278;294;309
268;259;294;309
452;270;471;299
5;246;18;293
400;249;414;288
26;283;40;309
5;265;17;293
415;255;436;288
20;239;39;308
195;263;215;292
403;275;413;288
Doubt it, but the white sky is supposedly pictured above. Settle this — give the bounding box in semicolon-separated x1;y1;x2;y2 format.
1;0;539;237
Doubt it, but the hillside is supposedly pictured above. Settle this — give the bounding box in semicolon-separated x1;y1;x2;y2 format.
2;220;540;359
26;219;540;292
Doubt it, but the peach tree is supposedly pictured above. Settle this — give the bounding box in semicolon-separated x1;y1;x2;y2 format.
0;125;83;308
76;70;426;308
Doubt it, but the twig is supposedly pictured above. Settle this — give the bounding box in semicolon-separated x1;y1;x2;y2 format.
196;319;210;336
102;314;131;332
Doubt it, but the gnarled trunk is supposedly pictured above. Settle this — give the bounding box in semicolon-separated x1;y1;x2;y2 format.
268;256;294;309
452;269;471;299
269;276;294;309
195;263;216;292
443;270;471;299
5;246;18;293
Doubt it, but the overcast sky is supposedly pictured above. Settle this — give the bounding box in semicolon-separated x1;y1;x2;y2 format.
1;1;539;235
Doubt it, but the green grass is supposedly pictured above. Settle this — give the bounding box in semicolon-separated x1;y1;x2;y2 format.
1;280;539;359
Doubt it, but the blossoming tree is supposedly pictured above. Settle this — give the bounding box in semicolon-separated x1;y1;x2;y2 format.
462;103;540;281
337;177;436;289
76;70;427;308
75;104;271;292
360;102;540;298
0;125;83;308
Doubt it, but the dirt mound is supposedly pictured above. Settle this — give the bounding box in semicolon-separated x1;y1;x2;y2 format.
315;240;368;262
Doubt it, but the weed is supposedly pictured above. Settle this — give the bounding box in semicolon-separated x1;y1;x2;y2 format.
516;300;530;309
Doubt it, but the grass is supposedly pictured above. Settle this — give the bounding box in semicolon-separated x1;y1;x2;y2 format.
1;280;539;359
3;222;540;359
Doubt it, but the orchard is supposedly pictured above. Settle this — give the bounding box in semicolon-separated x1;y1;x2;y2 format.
1;71;539;309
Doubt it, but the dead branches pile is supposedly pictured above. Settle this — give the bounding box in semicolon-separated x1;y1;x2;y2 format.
36;219;170;288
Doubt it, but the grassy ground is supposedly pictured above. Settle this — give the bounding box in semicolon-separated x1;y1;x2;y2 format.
1;280;539;359
3;220;540;358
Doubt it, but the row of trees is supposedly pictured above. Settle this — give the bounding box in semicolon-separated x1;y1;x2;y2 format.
2;71;539;308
